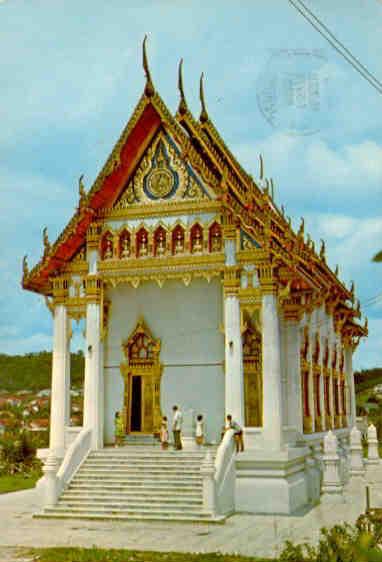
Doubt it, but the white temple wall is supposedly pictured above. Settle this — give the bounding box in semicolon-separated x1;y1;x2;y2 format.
103;278;225;444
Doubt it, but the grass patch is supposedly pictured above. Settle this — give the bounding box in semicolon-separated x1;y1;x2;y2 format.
0;472;39;494
30;548;274;562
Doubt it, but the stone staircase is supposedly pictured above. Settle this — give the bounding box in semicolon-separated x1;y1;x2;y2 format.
36;445;225;523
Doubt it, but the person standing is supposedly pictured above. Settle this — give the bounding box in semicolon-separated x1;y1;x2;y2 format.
195;414;205;447
226;414;244;453
172;405;183;450
114;411;125;447
160;416;169;450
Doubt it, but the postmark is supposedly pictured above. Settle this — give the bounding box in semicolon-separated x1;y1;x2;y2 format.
256;49;331;135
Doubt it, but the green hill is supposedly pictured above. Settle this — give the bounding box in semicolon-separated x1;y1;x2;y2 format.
0;351;84;392
354;368;382;394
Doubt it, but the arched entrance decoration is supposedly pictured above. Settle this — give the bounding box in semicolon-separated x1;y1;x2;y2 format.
120;318;162;435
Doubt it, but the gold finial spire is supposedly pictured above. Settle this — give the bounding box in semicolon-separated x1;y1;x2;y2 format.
143;35;154;97
22;255;28;279
364;317;368;332
78;174;86;207
298;217;305;238
270;178;275;199
319;239;326;260
259;154;264;180
177;58;187;115
42;227;50;257
281;204;285;216
350;280;355;302
199;72;209;123
334;264;339;276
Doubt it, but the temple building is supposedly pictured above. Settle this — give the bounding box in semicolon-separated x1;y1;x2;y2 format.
22;44;368;518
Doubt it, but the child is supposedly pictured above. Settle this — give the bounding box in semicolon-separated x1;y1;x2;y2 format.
195;414;205;446
114;411;125;447
160;416;169;449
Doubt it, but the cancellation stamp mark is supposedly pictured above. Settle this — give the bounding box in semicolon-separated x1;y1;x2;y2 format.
256;49;331;135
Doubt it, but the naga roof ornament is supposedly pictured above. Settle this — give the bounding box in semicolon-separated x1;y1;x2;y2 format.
199;72;209;124
142;35;155;98
177;58;188;116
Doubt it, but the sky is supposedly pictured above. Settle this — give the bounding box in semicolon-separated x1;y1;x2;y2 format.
0;0;381;370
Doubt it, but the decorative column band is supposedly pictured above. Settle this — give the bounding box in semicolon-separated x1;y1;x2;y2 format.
223;266;240;297
86;223;102;250
52;277;69;305
85;275;102;303
222;224;237;240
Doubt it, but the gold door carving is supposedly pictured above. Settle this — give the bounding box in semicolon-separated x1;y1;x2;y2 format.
120;318;162;434
242;318;262;427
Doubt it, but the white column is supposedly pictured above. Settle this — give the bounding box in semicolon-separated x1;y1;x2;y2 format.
344;346;356;427
49;304;70;459
224;293;244;426
64;323;71;426
83;301;104;450
262;293;283;450
284;318;303;434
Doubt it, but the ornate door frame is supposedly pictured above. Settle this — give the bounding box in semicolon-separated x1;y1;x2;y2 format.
120;318;162;434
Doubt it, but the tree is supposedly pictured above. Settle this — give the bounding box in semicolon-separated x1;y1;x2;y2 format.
373;250;382;262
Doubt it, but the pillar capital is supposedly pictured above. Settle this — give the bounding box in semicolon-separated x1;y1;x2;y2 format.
84;275;102;303
51;276;69;305
86;222;102;250
223;266;240;297
257;263;278;295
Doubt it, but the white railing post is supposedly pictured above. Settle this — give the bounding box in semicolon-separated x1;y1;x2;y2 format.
349;426;365;477
201;450;216;515
367;424;380;465
42;453;59;508
322;430;343;498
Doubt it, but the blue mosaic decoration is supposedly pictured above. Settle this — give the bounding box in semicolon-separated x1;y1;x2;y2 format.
143;141;179;200
241;230;261;250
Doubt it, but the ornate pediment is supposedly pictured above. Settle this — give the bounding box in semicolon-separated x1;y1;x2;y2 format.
114;132;212;210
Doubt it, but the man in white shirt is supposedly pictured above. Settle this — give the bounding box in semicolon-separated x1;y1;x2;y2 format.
172;405;183;450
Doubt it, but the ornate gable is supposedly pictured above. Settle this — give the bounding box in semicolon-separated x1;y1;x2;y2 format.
114;131;213;211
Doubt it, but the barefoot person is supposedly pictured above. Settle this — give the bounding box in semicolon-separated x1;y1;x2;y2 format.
226;414;244;453
172;405;183;450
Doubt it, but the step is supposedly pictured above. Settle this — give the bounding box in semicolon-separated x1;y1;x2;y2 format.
77;464;200;476
86;456;203;468
72;477;202;487
34;511;226;523
58;499;203;509
43;505;212;516
63;489;201;499
61;495;203;505
67;480;203;488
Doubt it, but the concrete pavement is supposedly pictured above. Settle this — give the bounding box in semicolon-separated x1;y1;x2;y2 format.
1;471;382;559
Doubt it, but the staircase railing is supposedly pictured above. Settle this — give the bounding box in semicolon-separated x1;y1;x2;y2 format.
56;427;92;495
201;429;236;516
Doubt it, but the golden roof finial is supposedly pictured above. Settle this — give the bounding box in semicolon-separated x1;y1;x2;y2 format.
334;264;339;276
78;174;86;207
281;204;285;216
270;178;275;199
263;178;270;196
177;58;187;115
259;154;264;180
350;280;355;302
22;255;29;279
42;227;50;257
199;72;209;123
143;35;154;98
356;298;361;314
298;217;305;238
364;317;368;332
319;239;326;261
